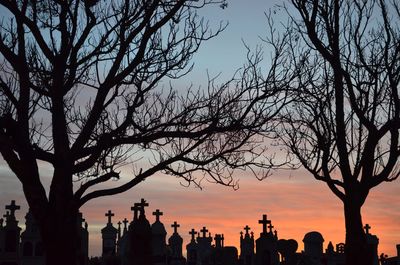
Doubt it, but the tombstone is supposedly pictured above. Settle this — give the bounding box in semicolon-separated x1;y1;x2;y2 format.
117;218;129;262
186;229;198;265
364;224;379;265
168;221;185;265
101;210;118;257
0;200;21;265
221;246;238;265
151;209;167;265
255;214;279;265
303;231;324;265
240;225;254;265
197;226;213;265
20;209;45;265
127;198;152;265
277;239;297;265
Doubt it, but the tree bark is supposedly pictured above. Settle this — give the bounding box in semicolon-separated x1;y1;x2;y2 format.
344;198;373;265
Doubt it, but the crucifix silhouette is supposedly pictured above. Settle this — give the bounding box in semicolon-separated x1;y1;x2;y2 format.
105;210;114;224
244;225;251;235
200;226;208;238
123;218;129;233
189;229;197;241
153;209;163;222
171;221;180;234
5;200;20;218
258;214;271;235
364;224;371;234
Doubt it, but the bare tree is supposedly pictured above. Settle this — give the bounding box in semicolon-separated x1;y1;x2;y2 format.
272;0;400;264
0;1;286;265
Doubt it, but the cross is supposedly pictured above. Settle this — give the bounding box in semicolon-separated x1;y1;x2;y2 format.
117;221;122;229
5;200;20;217
244;225;251;235
268;223;274;233
200;226;208;238
152;209;163;222
138;198;149;216
171;221;180;234
123;218;129;232
189;229;197;241
105;210;114;224
258;214;271;234
364;224;371;234
131;203;140;221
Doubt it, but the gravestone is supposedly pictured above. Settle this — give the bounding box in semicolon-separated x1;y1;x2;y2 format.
186;229;198;265
151;209;167;265
255;214;279;265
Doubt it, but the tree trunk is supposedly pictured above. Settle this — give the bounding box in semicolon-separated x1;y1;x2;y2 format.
344;199;373;265
40;207;79;265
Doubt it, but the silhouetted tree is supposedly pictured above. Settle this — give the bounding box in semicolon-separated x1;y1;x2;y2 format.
0;1;286;265
272;0;400;264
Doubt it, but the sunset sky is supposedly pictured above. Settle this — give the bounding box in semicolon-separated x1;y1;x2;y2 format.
0;0;399;259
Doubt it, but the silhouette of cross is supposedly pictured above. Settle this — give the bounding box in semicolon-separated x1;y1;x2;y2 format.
189;229;197;241
200;226;208;237
123;218;129;231
171;221;180;234
105;210;114;224
244;225;251;234
268;223;274;233
137;198;149;215
152;209;163;222
258;214;271;234
5;200;20;217
364;224;371;234
117;221;121;229
131;203;140;220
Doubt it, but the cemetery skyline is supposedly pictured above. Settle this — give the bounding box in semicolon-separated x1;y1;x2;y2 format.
0;0;399;261
1;167;399;257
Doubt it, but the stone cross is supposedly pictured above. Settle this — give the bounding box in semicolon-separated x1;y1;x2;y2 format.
258;214;271;234
171;221;180;234
153;209;163;222
118;221;122;230
131;204;140;221
5;200;20;217
189;229;197;241
200;226;208;238
138;198;149;216
244;225;251;235
123;218;129;232
364;224;371;234
105;210;114;224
